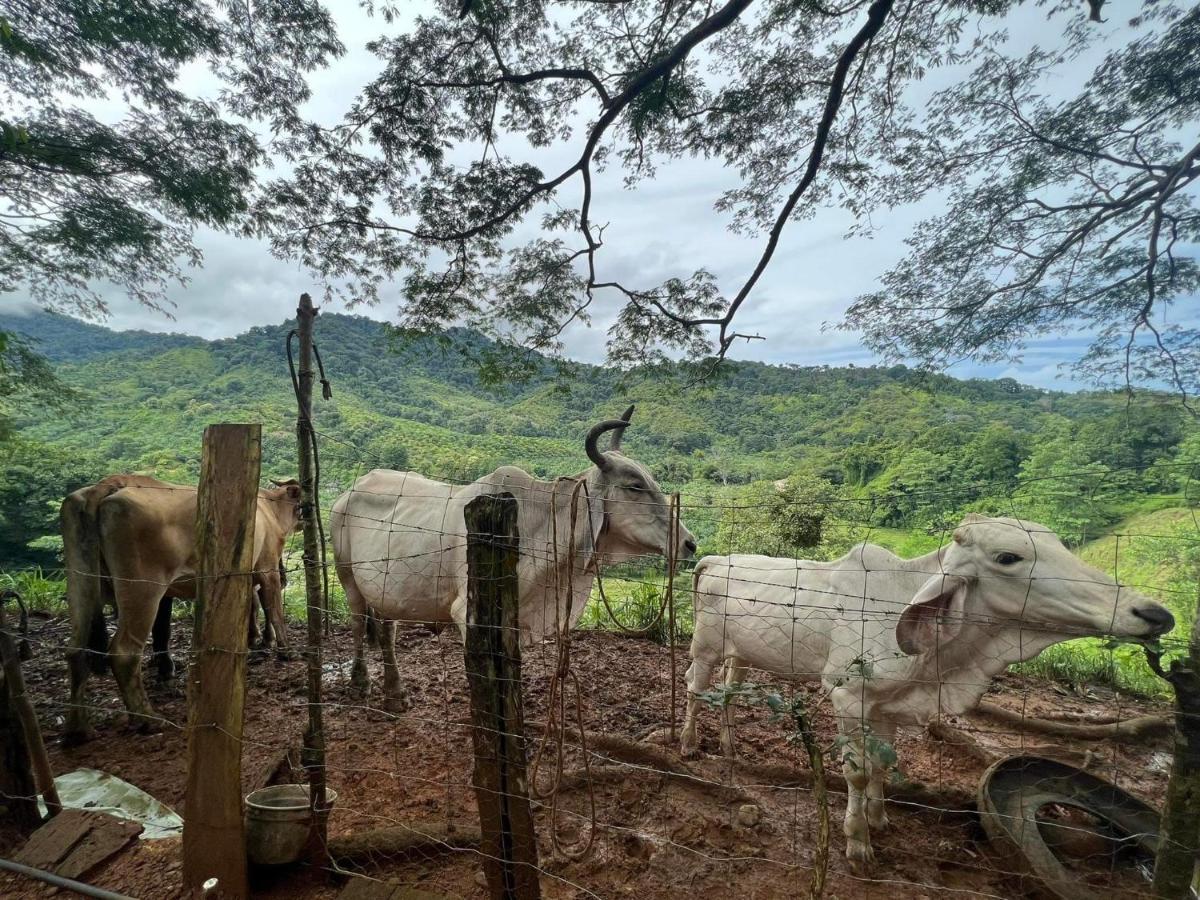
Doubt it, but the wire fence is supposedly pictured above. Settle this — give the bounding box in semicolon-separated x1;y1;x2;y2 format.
1;329;1199;899
0;433;1196;900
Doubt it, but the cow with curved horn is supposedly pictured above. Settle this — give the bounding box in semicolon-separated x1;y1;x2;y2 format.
332;406;698;709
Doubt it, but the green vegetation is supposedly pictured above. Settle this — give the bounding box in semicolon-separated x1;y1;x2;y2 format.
2;310;1198;699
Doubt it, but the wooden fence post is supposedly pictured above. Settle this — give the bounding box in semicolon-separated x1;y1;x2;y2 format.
1149;576;1200;898
464;493;541;900
0;593;60;823
182;424;261;899
0;592;53;831
294;293;329;857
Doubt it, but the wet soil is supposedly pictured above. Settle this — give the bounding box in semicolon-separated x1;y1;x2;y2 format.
0;614;1174;899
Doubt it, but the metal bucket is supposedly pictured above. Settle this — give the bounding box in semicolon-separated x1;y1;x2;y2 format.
244;784;337;866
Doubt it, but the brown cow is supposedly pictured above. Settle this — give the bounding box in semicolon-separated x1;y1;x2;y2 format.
61;474;301;742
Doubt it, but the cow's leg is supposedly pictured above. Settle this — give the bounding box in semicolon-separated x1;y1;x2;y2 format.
257;566;292;659
841;730;874;866
719;657;748;758
339;564;370;696
64;587;108;745
247;587;262;650
680;656;717;758
866;720;897;831
108;579;166;733
151;596;174;681
380;620;408;713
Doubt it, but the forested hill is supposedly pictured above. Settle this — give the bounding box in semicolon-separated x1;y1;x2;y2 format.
2;309;1197;566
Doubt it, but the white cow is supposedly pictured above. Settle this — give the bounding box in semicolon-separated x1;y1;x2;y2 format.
681;514;1175;865
332;408;697;709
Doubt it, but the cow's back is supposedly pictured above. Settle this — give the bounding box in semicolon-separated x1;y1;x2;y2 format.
95;482;199;582
691;545;935;683
331;469;463;623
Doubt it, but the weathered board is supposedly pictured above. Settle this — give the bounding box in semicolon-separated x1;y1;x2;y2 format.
338;877;450;900
15;809;142;880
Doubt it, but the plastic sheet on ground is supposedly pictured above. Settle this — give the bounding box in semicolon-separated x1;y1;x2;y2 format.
37;768;183;840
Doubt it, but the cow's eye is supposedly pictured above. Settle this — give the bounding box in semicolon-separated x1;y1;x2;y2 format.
995;552;1023;566
626;483;648;493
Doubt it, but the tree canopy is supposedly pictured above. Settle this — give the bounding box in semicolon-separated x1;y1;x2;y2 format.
0;0;342;319
257;0;1196;391
845;3;1200;397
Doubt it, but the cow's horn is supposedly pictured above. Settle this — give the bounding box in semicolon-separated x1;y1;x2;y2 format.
611;405;635;451
585;419;630;470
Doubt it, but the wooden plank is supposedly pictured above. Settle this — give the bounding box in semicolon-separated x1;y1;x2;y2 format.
15;809;141;880
463;494;541;900
55;813;143;881
182;424;261;899
338;879;450;900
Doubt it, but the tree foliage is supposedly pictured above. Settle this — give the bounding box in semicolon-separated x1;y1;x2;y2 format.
845;3;1200;396
256;0;984;364
0;0;342;318
0;328;70;440
254;0;1192;388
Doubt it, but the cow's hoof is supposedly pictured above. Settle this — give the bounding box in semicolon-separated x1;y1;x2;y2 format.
846;839;875;869
382;693;410;714
155;664;177;683
349;663;369;698
868;810;890;831
679;740;701;759
61;727;96;748
273;647;298;662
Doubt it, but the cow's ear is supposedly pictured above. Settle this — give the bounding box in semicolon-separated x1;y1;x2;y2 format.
895;574;968;655
285;483;302;502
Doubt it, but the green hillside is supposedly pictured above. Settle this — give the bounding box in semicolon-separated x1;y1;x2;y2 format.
3;309;1199;565
3;310;1199;696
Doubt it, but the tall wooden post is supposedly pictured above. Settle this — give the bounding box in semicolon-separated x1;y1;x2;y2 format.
1150;577;1200;898
295;293;328;856
182;424;261;899
464;493;541;900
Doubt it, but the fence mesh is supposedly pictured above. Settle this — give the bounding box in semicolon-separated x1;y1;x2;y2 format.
0;406;1196;900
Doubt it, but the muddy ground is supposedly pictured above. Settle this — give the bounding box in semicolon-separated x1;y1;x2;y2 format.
0;612;1175;899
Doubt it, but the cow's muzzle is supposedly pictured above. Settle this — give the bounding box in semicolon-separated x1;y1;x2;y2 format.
1132;603;1175;636
683;537;697;558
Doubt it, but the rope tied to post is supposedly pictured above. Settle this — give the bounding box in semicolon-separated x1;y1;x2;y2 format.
529;477;597;860
593;493;681;638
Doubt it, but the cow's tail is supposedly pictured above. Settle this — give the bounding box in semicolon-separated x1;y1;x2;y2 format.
61;491;110;675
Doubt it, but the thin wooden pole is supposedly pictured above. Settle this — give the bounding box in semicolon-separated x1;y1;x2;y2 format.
0;592;57;828
182;423;260;899
667;493;679;744
464;493;541;900
1150;568;1200;898
295;293;329;857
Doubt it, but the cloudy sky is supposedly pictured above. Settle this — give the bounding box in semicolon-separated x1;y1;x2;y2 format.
9;1;1147;390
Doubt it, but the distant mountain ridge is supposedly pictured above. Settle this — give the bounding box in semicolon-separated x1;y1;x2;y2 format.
2;307;1194;568
1;310;205;363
